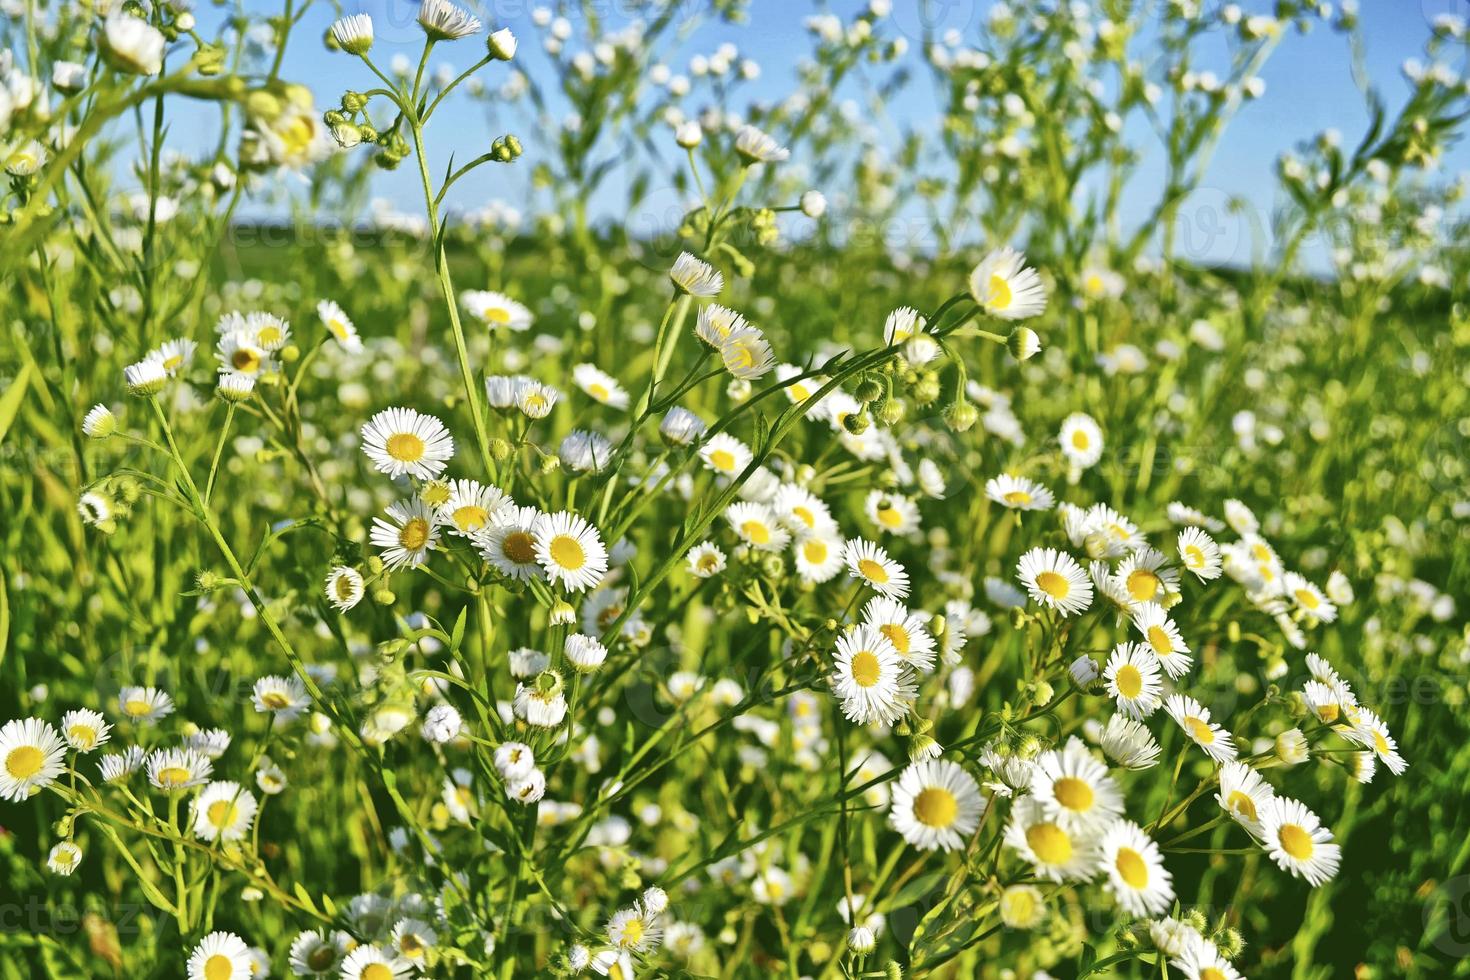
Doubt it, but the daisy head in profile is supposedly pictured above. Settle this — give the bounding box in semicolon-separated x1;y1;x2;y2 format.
970;246;1047;320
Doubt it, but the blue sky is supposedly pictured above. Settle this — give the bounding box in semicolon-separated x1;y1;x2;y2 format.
184;1;1469;266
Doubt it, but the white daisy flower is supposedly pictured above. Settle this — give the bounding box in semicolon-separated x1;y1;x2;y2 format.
124;358;167;395
329;14;374;54
340;944;412;980
1086;503;1147;555
186;932;253;980
724;502;789;552
1103;643;1163;718
360;407;454;480
772;483;836;535
830;625;916;726
146;338;197;376
60;709;111;753
532;511;609;593
515;380;560;418
1058;413;1103;469
191;781;259;842
418;0;482;39
792;532;844;584
1223;498;1259;535
82;404;116;438
288;930;352;976
985;473;1054;511
1257;795;1341;886
251;674;309;721
1115;548;1180;606
1215;760;1276;838
1100;714;1162;770
884;306;938;364
969;246;1047;320
1342;708;1407;775
146;747;213;791
438;479;511;536
117;686;174;724
478;505;546;582
324;566;365;612
1132;602;1192;677
564;633;608;673
660;406;707;445
493;742;536;781
686;542;727;578
1284;572;1337;623
1003;796;1098;882
606;904;663;952
865;491;921;536
1177;526;1223;580
47;841;83;876
718;327;775;380
1163;694;1237;763
1016;547;1092;616
98;746;146;783
0;719;68;801
1167;501;1225;532
513;675;569;728
1029;737;1124;833
1097;819;1174;916
734;124;790;164
389;918;438;966
843;538;911;599
861;597;937;673
1171;942;1245;980
573;363;630;409
888;759;984;852
317;299;363;351
670;251;723;297
699;433;753;478
694;303;747;346
370;498;440;570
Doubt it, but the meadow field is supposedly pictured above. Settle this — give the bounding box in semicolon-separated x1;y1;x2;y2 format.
2;1;1469;978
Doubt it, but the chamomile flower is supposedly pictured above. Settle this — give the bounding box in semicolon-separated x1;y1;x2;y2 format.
186;932;253;980
1004;796;1097;881
670;252;723;297
1223;498;1259;535
573;363;630;409
888;759;983;852
1017;547;1092;616
288;930;351;975
532;511;609;593
969;246;1047;320
718;327;775;379
514;675;569;728
1097;820;1174;916
191;781;259;842
252;674;309;721
564;633;608;673
47;841;82;876
1100;714;1162;770
606;904;663;952
438;479;510;536
695;303;747;346
60;709;111;752
316;299;362;351
1132;603;1192;678
884;306;938;364
793;532;844;583
1029;738;1124;833
370;498;440;570
324;566;366;612
724;502;789;552
998;884;1047;929
830;625;916;726
861;597;937;673
1215;760;1275;838
1172;943;1245;980
479;505;545;581
1177;526;1223;580
843;538;910;599
146;747;213;791
186;729;232;759
146;338;197;376
243;312;291;350
82;404;116;438
1167;501;1226;532
515;380;560;418
1115;548;1180;606
1284;572;1337;623
1343;708;1407;775
340;945;411;980
865;491;921;535
686;542;727;578
389;918;438;967
660;406;706;445
734;124;790;164
0;719;68;801
1058;413;1103;469
1301;680;1355;724
1087;503;1147;555
462;290;531;329
360;408;454;480
1164;694;1237;763
117;686;175;724
98;746;146;782
985;474;1054;511
124;358;167;395
699;433;753;478
1258;796;1341;886
493;742;536;781
329;14;374;54
418;0;481;39
1103;643;1163;718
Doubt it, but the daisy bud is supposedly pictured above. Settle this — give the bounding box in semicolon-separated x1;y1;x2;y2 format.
641;886;669;916
565;633;608;673
1006;326;1041;361
843;411;870;435
1016;735;1042;759
1083;532;1110;560
330;122;363;148
800;189;827;218
124;360;166;396
907;732;941;761
82;404;116;438
422;704;462;743
490;438;513;460
847;926;875;954
488;28;518;60
1033;680;1054;704
877;398;905;426
1069;655;1099;686
217;372;256;403
943;399;978;432
854;376;884;403
1184;909;1209;933
176;12;195;31
550;601;576;626
342;91;368;113
367;556;385;575
1275;728;1309;765
884;962;904;980
912;374;941;405
373;589;396;605
675;121;703;148
1216;927;1245;958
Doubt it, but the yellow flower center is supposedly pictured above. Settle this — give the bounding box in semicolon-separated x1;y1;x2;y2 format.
878;623;910;654
207;799;238;829
1201;970;1228;980
849;650;882;688
1036;571;1070;600
1115;664;1143;699
232;348;260;373
163;354;184;372
157;766;192;788
1052;776;1094;812
790;383;811;400
877;506;903;528
857;558;889;584
68;725;97;749
256;325;283;347
588;383;609;401
1185;717;1215;744
261;691;291;710
278;116;316;159
204;953;235;980
453;505;489;532
399;518;429;551
1226;790;1257;821
549;534;586;570
124;699;153;717
1372;730;1389;755
1114;847;1149;889
1003;490;1032;506
1295;588;1320;609
328;318;350;340
709;449;736;472
912;787;958;828
485;306;511;325
503;531;537;564
802;539;828;564
1025;822;1072;864
5;745;43;779
306;947;336;971
1278;823;1314;860
399;933;425;956
386;432;425;463
1071;430;1090;449
1184;545;1205;568
620;918;645;947
1126;569;1160;602
742;521;771;545
792;506;816;528
1147;625;1173;656
334;576;357;601
987;273;1013;309
361;964;393;980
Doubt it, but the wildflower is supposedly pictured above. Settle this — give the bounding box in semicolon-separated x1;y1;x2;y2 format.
734;124;790;164
191;781;259;842
60;709;111;752
117;686;175;724
331;14;375;54
1164;694;1237;763
252;674;309;721
670;252;724;297
419;0;482;40
1004;796;1097;881
47;841;82;876
1097;820;1174;916
82;404;116;438
532;511;609;593
340;945;411;980
317;299;363;351
1177;527;1222;580
843;538;911;599
889;759;983;852
360;408;455;480
1257;796;1340;886
1028;738;1124;834
1016;547;1092;616
146;747;213;791
186;932;253;980
830;625;916;725
986;474;1054;511
1058;413;1103;469
370;498;440;570
104;12;165;75
0;719;68;801
970;246;1047;320
324;566;366;612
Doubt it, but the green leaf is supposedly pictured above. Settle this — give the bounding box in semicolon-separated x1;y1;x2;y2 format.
0;363;33;446
450;606;467;653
